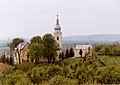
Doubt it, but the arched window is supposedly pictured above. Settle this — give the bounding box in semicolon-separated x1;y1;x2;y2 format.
57;37;59;40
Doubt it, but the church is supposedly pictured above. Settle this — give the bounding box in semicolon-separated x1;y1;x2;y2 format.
13;15;62;64
13;15;92;64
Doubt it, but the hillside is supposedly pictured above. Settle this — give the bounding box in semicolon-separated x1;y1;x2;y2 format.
63;34;120;45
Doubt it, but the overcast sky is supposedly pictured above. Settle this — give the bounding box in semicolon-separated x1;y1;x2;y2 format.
0;0;120;40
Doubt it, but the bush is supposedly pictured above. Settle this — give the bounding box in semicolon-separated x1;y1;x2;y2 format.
47;65;62;77
49;75;78;85
27;66;48;84
13;62;35;72
2;70;31;85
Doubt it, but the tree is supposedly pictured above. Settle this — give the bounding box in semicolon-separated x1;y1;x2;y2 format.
79;49;83;57
30;36;42;44
9;57;14;65
42;34;59;63
8;38;24;64
5;57;9;64
61;51;65;60
59;53;62;60
8;38;24;51
28;36;43;63
69;47;74;57
1;53;6;63
28;43;43;63
65;48;69;58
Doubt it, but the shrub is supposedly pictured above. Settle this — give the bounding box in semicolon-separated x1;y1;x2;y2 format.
47;65;62;77
13;62;35;72
49;75;78;85
2;70;31;85
27;66;48;84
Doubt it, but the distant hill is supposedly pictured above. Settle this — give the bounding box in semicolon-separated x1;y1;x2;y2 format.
0;34;120;50
63;34;120;45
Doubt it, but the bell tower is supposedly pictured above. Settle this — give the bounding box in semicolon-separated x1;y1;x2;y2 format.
54;15;62;59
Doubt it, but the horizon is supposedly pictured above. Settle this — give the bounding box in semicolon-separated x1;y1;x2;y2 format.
0;33;120;41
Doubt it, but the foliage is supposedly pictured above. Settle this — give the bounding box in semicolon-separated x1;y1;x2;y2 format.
13;62;35;72
8;38;24;51
30;36;42;44
42;34;59;63
65;47;75;58
65;48;69;58
28;34;59;64
28;43;43;63
95;44;120;56
0;55;14;65
49;75;78;85
27;66;48;84
69;47;74;57
59;51;65;60
2;70;31;85
1;56;120;84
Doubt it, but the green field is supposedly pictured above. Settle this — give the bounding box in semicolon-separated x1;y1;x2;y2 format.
98;56;120;66
58;56;120;67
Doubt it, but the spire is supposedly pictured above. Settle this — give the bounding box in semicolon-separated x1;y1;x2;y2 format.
54;15;61;31
56;15;59;25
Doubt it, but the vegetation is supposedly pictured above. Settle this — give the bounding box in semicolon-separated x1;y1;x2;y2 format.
0;54;14;65
8;38;24;51
1;55;120;84
42;34;59;63
8;38;24;64
2;37;120;84
28;36;43;63
65;47;74;58
28;34;59;64
94;44;120;56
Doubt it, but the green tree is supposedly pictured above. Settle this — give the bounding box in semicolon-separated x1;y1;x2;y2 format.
8;38;24;64
42;34;59;63
61;51;65;60
28;43;43;63
1;54;6;63
8;38;24;51
30;36;42;44
69;47;74;57
65;48;69;58
28;36;43;63
9;57;14;65
5;57;9;64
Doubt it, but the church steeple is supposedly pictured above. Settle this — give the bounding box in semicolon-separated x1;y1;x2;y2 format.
55;15;61;31
54;15;62;61
56;15;59;25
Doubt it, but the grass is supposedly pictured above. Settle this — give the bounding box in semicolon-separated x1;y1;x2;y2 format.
58;56;120;67
98;56;120;66
58;58;83;66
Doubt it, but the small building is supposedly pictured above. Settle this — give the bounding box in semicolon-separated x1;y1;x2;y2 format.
74;45;92;57
14;42;29;64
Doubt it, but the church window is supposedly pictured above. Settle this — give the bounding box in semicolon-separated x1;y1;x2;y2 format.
57;37;59;40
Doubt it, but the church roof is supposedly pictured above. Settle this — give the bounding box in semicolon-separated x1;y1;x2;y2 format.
16;42;29;50
75;45;92;50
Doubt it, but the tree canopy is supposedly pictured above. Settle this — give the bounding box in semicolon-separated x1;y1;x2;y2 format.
30;36;42;44
42;34;59;63
8;38;24;51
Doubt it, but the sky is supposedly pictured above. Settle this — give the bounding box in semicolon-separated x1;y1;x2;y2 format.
0;0;120;40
